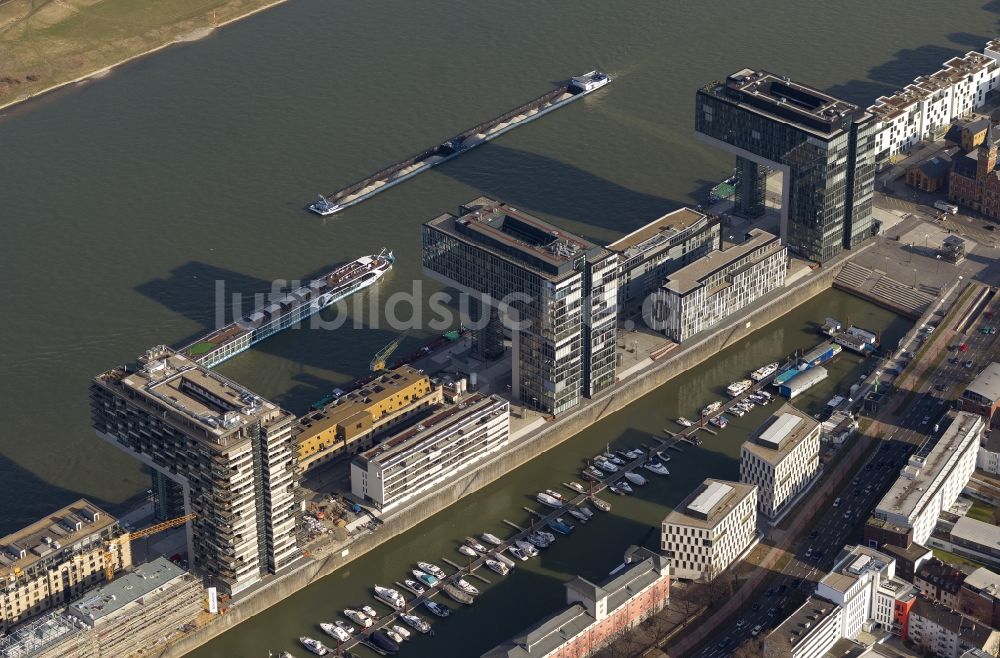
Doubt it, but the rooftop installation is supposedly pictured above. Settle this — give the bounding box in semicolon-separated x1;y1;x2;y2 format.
425;196;610;280
708;68;864;137
0;499;116;579
743;404;820;464
606;207;713;257
69;557;185;623
662;228;781;295
666;478;756;526
99;345;285;449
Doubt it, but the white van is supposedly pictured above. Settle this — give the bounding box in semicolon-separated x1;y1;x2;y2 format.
833;497;842;508
934;200;959;214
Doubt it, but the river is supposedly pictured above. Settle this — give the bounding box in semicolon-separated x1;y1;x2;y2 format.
0;0;989;654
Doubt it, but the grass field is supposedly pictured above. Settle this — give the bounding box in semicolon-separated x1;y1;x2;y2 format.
0;0;284;109
933;547;986;570
966;500;997;523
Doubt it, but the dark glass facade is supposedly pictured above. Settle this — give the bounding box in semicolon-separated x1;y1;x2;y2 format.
696;73;876;262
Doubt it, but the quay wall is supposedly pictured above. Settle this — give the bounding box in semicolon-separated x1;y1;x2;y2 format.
151;259;845;658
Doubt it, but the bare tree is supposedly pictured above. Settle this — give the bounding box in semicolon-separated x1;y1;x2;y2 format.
732;637;765;658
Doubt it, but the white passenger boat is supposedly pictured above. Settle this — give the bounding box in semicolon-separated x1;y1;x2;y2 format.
458;545;478;557
344;609;372;628
537;492;563;508
515;539;539;557
590;496;611;512
373;585;406;610
676;417;694;427
617;481;633;494
335;620;355;634
417;562;446;579
464;537;488;552
566;507;589;523
624;471;647;486
643;461;669;476
544;489;566;501
595;458;618;473
412;569;439;586
300;636;330;656
526;532;551;548
320;622;351;643
727;379;753;398
482;532;503;546
400;613;433;634
404;578;426;594
361;605;378;619
424;600;450;618
565;481;586;494
608;485;627;496
751;362;780;382
486;558;510;576
509;546;530;561
578;504;594;518
392;624;412;640
456;578;480;596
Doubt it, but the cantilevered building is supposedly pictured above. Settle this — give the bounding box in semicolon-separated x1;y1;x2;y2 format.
422;197;618;415
696;69;877;262
90;346;299;595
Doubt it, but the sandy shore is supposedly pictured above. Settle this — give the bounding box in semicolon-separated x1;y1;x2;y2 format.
0;0;288;115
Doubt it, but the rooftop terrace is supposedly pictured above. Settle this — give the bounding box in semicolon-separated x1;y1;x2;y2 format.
606;207;714;258
663;228;782;296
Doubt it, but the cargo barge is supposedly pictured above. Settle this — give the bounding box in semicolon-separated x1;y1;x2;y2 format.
181;250;394;368
309;71;611;216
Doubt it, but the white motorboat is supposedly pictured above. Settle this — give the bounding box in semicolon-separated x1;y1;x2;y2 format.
404;578;425;594
655;451;671;463
751;362;779;382
606;454;625;465
565;481;586;494
515;539;539;557
335;620;355;634
417;562;446;579
701;401;723;416
584;466;606;479
400;613;433;634
624;471;647;486
455;578;480;596
567;507;589;523
464;537;488;552
482;532;503;546
392;624;412;640
709;415;729;429
526;532;550;549
578;504;594;518
320;622;351;643
727;379;753;398
300;636;330;656
643;461;669;476
509;546;530;561
538;530;556;543
537;492;563;508
544;489;566;501
458;544;478;557
595;458;618;473
412;569;438;587
730;406;745;417
486;558;510;576
361;605;378;619
617;481;633;494
590;496;611;512
676;417;694;427
344;609;372;628
608;485;627;496
386;629;404;645
373;585;406;610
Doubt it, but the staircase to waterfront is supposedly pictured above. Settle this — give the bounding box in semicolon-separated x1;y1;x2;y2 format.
833;261;935;319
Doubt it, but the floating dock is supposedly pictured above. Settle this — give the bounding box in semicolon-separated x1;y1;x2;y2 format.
308;71;611;216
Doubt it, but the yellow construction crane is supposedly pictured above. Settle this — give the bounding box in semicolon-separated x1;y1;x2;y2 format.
370;334;405;372
103;513;197;582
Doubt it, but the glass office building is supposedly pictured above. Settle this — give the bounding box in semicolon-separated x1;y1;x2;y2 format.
422;197;618;415
695;69;877;263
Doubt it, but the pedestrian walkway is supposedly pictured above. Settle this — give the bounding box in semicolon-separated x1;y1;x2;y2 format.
833;261;934;318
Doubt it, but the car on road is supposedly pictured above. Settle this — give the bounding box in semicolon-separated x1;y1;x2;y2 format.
768;607;778;617
809;530;818;539
959;343;970;352
717;637;731;649
987;224;996;231
736;619;746;629
924;326;935;334
752;602;760;611
751;625;763;637
965;360;975;369
766;588;774;598
921;415;930;425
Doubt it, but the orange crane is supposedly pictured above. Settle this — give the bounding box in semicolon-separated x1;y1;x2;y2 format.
103;513;197;582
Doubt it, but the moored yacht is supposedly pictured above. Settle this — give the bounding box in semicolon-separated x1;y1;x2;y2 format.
509;546;530;561
486;558;510;575
404;578;425;594
481;532;503;546
400;613;433;634
300;636;330;656
344;609;372;628
565;481;586;494
458;545;478;557
464;537;488;553
751;362;779;382
455;578;480;596
590;496;611;512
424;600;451;618
643;461;669;476
624;471;647;486
676;417;694;427
392;624;412;641
373;585;406;610
547;517;574;535
701;401;723;416
515;539;539;557
417;562;446;579
412;569;438;587
536;492;563;508
321;622;352;643
566;507;589;523
727;379;753;398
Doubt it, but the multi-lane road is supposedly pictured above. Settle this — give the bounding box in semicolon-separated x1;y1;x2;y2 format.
694;286;1000;657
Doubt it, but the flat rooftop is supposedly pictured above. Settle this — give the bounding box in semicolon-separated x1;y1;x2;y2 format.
606;207;714;257
425;196;610;281
97;345;287;448
356;393;507;465
663;228;782;296
819;544;893;595
0;499;117;579
297;365;430;442
952;515;1000;549
69;557;186;624
742;403;819;464
665;478;755;528
874;412;983;522
704;68;864;138
767;595;840;654
965;361;1000;404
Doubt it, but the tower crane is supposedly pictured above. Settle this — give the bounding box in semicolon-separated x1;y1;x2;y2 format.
369;335;406;372
103;513;197;582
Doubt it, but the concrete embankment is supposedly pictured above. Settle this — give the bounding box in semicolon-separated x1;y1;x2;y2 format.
152;258;847;658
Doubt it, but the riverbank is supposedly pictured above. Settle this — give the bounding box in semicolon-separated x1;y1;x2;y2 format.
150;250;862;658
0;0;287;114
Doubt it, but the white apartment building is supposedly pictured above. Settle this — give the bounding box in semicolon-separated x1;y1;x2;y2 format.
872;412;983;546
351;393;510;511
650;229;787;342
816;545;914;640
909;598;1000;658
661;479;757;580
870;44;1000;161
740;404;821;519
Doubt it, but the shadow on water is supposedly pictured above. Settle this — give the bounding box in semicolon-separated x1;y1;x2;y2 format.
436;143;681;234
0;453;149;536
